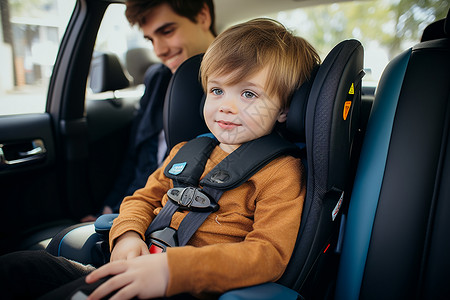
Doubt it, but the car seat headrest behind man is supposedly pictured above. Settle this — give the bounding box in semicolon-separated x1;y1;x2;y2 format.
89;52;131;93
126;48;156;85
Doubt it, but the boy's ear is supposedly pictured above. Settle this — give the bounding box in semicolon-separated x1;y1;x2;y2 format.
277;108;288;123
196;3;212;31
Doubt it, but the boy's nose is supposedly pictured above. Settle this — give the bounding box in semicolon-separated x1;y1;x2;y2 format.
219;98;238;114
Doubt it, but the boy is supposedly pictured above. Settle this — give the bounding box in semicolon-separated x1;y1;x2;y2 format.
0;18;320;299
85;18;320;299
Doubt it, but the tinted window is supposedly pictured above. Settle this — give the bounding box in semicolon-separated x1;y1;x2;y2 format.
0;0;76;116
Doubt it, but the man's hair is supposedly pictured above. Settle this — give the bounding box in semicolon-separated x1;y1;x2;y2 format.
125;0;216;36
200;18;321;108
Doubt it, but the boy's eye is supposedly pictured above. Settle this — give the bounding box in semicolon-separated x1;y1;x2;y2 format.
211;88;223;96
242;91;257;99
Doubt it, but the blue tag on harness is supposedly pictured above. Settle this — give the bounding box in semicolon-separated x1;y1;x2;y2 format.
168;162;187;175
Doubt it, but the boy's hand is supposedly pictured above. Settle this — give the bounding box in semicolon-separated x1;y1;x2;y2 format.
86;253;169;300
110;231;150;261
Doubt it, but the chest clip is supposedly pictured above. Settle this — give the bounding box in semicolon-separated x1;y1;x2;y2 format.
167;187;219;212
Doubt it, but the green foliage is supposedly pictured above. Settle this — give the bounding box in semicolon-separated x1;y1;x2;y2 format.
285;0;449;60
9;0;56;18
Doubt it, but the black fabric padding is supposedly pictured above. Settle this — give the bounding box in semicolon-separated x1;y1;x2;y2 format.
163;54;209;150
279;39;364;291
306;39;363;193
421;125;450;299
359;36;450;299
285;66;319;143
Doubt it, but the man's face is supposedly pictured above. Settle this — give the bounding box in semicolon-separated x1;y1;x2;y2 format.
141;3;213;73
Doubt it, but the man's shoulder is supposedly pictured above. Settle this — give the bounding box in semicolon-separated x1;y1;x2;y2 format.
144;63;172;82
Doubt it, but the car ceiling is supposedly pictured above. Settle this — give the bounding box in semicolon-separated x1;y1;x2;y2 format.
111;0;360;33
214;0;357;31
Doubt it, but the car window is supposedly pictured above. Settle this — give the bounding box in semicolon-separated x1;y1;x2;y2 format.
254;0;447;88
86;3;159;101
0;0;76;116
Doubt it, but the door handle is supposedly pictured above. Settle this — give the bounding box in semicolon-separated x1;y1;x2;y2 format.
0;139;47;166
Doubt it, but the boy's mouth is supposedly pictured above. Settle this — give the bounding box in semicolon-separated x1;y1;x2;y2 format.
217;120;241;130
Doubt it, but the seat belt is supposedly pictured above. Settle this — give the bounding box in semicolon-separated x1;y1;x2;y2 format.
145;132;301;253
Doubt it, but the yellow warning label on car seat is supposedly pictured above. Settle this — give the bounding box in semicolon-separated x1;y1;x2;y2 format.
349;83;355;95
343;101;352;120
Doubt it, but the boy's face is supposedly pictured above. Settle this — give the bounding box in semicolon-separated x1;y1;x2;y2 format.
203;67;288;153
141;3;213;73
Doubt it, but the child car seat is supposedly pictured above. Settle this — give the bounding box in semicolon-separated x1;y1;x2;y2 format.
335;10;450;300
46;38;364;300
163;40;364;299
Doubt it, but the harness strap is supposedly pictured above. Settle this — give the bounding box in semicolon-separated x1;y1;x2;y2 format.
200;133;301;190
145;136;218;242
145;200;178;239
164;136;219;186
176;187;224;246
146;132;302;249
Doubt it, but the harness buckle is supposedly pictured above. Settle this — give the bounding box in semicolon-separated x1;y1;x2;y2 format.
148;227;178;253
167;187;219;212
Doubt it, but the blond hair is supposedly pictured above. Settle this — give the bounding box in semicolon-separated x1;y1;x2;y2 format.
200;18;320;108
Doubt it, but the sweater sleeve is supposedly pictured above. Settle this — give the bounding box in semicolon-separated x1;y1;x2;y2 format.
165;156;305;296
109;142;186;250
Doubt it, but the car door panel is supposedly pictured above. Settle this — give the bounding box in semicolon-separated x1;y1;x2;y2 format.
0;0;141;254
0;113;63;254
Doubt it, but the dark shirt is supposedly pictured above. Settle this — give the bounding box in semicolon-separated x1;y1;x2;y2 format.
103;63;172;212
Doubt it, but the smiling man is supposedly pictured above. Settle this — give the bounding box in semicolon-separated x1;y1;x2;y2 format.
126;0;216;73
82;0;217;221
130;0;216;73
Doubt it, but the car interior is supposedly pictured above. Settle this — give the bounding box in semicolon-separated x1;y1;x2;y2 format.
0;0;448;299
45;35;365;299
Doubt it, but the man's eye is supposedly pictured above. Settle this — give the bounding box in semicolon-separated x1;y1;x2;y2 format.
211;88;223;96
242;91;257;99
162;28;174;35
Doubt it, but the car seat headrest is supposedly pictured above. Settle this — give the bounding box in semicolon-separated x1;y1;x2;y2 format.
421;8;450;42
126;48;156;85
89;52;131;93
305;39;364;191
163;54;209;149
283;65;319;143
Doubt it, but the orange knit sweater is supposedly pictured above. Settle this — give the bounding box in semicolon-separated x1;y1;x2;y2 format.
109;141;305;298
